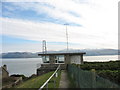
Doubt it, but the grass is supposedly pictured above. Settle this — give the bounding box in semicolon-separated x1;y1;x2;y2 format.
15;71;61;88
47;71;61;88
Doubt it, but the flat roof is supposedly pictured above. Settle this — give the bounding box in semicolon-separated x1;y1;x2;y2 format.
38;52;86;56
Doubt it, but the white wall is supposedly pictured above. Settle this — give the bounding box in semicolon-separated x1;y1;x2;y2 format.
70;55;82;64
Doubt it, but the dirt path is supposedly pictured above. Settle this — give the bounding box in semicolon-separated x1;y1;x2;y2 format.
59;70;70;88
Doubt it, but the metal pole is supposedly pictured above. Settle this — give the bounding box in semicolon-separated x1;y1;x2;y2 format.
64;24;69;52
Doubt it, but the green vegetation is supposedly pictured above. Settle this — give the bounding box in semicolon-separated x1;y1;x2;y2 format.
47;71;61;88
67;64;120;88
16;71;61;88
80;61;120;70
96;70;120;84
78;61;120;85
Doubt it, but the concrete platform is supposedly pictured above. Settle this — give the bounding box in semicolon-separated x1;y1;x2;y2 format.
37;64;66;76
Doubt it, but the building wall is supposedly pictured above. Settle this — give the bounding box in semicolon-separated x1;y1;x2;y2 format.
42;54;84;64
70;55;83;64
64;55;70;64
2;65;9;78
2;68;9;78
37;64;66;76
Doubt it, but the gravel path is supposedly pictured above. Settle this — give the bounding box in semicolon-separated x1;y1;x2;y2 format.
59;70;70;88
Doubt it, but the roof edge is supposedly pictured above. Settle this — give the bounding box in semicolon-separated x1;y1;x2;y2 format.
38;52;86;56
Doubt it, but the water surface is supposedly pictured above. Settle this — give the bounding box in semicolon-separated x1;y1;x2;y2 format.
1;55;119;76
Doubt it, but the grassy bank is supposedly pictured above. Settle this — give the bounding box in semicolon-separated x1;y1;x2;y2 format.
16;71;61;88
81;61;120;70
47;71;61;88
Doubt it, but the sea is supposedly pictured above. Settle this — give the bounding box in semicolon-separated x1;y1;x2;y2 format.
1;55;119;77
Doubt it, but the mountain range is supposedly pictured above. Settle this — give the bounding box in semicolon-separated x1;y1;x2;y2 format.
1;49;119;58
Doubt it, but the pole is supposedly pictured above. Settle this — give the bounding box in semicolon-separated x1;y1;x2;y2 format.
64;24;69;52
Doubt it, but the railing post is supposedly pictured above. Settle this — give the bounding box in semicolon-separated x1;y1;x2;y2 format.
54;75;56;88
46;83;48;90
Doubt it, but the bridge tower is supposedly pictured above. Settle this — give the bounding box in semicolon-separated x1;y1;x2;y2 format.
42;40;47;62
42;40;47;54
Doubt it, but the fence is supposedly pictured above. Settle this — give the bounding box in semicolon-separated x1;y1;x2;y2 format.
39;64;60;90
67;64;120;88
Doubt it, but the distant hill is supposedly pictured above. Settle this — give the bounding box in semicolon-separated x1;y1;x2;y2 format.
1;49;119;58
48;49;119;56
1;52;40;58
70;49;119;56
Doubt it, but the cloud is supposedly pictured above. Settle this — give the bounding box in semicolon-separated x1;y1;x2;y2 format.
1;0;119;52
1;17;118;50
2;0;119;29
3;1;83;25
4;0;118;26
1;18;66;42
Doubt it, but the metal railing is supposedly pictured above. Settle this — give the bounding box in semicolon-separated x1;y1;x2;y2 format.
39;64;60;90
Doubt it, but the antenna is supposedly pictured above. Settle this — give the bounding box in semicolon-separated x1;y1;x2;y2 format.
64;24;69;52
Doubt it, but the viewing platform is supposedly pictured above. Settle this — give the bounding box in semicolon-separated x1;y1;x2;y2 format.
37;52;86;75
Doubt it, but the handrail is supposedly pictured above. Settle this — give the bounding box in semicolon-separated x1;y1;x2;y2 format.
39;64;60;90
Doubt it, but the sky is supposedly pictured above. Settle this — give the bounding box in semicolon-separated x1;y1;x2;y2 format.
0;0;119;53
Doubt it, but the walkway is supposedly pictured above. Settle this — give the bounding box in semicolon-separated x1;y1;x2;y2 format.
59;70;70;88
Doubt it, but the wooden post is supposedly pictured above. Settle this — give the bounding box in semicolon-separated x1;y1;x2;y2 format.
81;55;84;64
91;69;96;88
